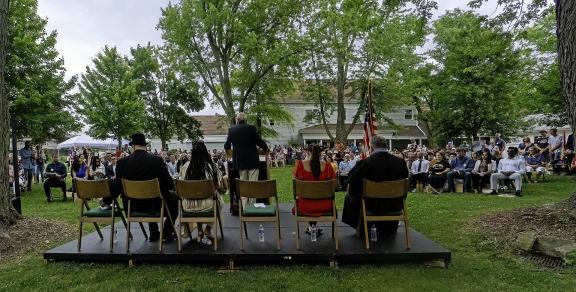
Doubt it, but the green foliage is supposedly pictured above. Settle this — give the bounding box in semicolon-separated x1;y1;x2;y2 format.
129;44;204;149
158;0;304;135
77;46;145;147
301;0;435;142
427;10;521;143
6;0;79;142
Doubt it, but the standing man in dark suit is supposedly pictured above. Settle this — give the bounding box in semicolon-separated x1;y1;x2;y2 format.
224;112;269;181
115;133;177;242
342;135;409;236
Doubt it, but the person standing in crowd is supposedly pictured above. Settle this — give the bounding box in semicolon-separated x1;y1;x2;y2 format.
472;136;484;156
35;145;45;184
535;130;550;163
19;141;34;191
494;133;506;153
342;136;409;236
547;128;564;165
224;112;269;182
446;148;474;193
114;133;178;242
43;154;67;202
490;147;525;197
518;137;533;156
180;141;224;246
105;156;117;179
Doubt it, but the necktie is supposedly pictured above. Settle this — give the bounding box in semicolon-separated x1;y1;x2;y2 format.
418;160;422;172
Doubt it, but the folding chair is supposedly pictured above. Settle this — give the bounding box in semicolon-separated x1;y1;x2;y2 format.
236;179;281;250
362;178;410;250
175;179;224;251
292;179;338;250
122;178;175;252
75;178;126;252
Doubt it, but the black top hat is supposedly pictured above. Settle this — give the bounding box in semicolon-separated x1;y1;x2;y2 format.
129;133;147;146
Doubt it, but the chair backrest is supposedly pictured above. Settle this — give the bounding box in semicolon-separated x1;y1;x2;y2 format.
236;179;277;199
363;178;409;199
122;178;161;199
292;179;336;200
75;178;112;200
175;179;214;200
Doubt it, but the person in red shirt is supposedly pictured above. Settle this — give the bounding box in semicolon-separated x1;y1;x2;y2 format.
292;144;337;236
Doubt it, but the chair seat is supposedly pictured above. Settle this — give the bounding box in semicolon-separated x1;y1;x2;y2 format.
130;211;161;218
182;208;214;218
83;208;123;218
242;205;276;217
296;209;334;217
366;209;403;216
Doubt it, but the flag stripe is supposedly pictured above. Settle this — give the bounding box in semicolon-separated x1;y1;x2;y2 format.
363;81;378;159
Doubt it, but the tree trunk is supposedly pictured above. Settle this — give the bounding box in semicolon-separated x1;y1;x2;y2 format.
556;0;576;134
335;56;347;143
0;0;19;229
160;138;167;151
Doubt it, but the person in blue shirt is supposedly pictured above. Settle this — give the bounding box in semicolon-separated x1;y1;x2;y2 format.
43;154;68;202
446;148;474;193
338;154;355;191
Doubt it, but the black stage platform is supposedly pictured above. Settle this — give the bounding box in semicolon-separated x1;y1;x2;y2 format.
44;204;450;266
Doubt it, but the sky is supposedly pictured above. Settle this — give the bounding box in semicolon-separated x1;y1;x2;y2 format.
37;0;500;115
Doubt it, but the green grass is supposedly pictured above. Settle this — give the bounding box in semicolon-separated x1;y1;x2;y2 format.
1;167;575;291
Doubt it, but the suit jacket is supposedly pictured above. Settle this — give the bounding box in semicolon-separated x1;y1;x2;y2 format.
105;164;116;179
114;150;175;212
342;150;409;229
224;122;268;170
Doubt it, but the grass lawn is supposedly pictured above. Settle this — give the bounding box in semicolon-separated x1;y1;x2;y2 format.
1;166;575;291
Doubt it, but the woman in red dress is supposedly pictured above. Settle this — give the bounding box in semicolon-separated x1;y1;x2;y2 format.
293;144;337;235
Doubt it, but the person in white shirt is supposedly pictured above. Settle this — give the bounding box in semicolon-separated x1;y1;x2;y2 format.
166;154;178;177
490;147;525;197
409;152;429;192
547;128;564;164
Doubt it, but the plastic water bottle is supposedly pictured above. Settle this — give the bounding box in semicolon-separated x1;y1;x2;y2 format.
370;224;378;242
258;224;265;242
311;225;317;242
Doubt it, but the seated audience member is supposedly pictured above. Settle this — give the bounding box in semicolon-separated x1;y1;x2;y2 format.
166;155;178;177
535;130;550;163
409;153;429;192
518;137;533;156
105;156;117;179
342;136;409;236
492;149;502;169
88;157;106;180
525;147;546;182
446;148;474;193
547;128;564;165
180;141;224;246
490;147;525;197
472;151;493;193
293;144;337;236
43;154;68;202
428;152;450;194
338;154;355;191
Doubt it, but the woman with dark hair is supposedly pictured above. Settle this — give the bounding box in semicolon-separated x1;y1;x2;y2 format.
292;144;337;235
88;156;106;180
428;152;450;194
180;141;224;246
472;151;493;193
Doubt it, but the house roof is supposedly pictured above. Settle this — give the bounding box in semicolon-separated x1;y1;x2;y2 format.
195;115;229;136
298;123;427;138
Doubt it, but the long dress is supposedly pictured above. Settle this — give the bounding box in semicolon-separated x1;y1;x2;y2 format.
429;159;450;189
292;159;337;216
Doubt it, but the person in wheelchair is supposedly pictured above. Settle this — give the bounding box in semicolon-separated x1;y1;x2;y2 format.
490;147;525;197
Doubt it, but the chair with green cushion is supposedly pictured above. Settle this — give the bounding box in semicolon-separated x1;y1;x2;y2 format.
175;179;223;251
236;179;281;250
293;179;338;250
362;178;410;250
122;178;175;252
75;178;126;252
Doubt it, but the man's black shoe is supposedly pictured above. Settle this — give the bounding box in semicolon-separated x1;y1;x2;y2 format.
515;191;522;197
46;196;52;203
163;232;176;242
489;190;497;195
149;232;160;242
62;195;67;202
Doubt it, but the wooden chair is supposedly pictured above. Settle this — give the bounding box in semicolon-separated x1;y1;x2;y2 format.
236;179;281;250
175;179;224;251
122;178;175;252
292;179;338;250
75;178;126;252
362;178;410;250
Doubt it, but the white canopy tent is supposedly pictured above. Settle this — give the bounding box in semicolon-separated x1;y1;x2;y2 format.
57;134;125;149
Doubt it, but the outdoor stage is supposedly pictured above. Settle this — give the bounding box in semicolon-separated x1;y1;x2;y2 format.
44;204;451;266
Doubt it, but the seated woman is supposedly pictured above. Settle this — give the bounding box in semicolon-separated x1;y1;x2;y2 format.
88;157;106;180
428;152;450;194
518;136;533;156
525;147;546;182
293;144;337;235
472;151;493;193
324;155;339;190
180;141;224;246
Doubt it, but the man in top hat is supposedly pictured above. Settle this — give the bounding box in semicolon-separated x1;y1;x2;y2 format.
114;133;178;242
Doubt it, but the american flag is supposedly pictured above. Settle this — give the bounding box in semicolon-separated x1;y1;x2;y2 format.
362;81;378;158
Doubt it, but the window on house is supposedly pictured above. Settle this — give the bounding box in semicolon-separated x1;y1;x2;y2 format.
269;119;274;126
404;109;413;120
